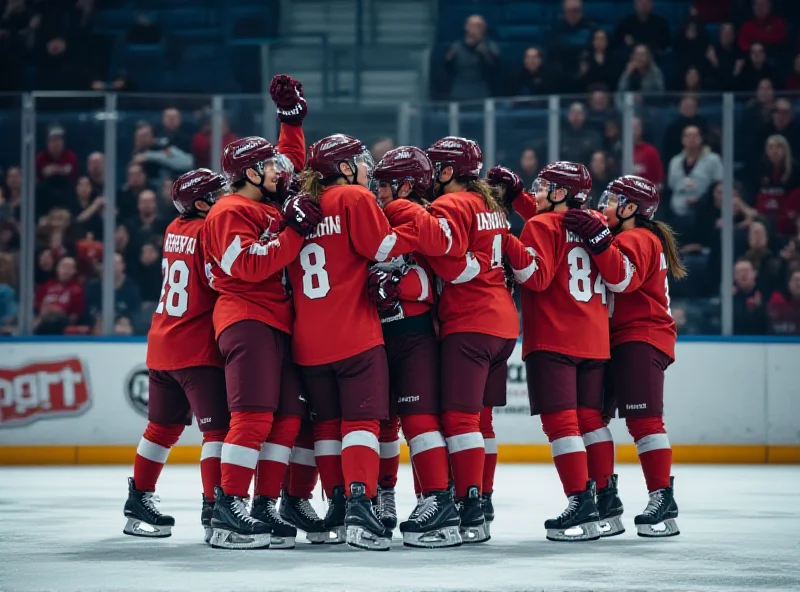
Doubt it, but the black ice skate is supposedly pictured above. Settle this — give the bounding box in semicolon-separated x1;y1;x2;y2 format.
251;496;297;549
481;492;495;536
209;487;271;549
400;490;462;549
201;495;214;544
345;483;392;551
456;486;489;544
323;485;347;544
635;476;680;538
280;493;328;544
596;474;625;537
545;481;601;542
123;477;174;538
373;486;398;531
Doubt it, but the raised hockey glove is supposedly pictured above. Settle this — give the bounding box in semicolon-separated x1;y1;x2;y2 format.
367;268;402;317
283;194;322;237
487;165;523;206
563;209;612;255
270;74;308;125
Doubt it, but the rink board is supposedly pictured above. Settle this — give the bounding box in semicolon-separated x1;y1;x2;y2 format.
0;338;798;465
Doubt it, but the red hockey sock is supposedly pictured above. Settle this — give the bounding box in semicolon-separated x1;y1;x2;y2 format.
541;409;588;495
341;419;380;498
133;423;184;492
378;416;400;489
577;406;614;490
254;414;301;499
627;416;672;492
200;429;227;500
442;410;484;498
480;406;497;494
287;423;319;499
220;411;273;498
402;413;449;493
313;419;344;498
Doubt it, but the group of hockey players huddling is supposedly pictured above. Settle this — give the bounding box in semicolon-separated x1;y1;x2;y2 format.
123;74;682;551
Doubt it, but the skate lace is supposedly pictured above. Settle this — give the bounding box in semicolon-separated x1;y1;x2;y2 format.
376;488;396;520
142;493;163;517
265;499;292;525
643;490;665;516
558;495;579;520
410;495;438;523
297;498;321;522
232;497;259;525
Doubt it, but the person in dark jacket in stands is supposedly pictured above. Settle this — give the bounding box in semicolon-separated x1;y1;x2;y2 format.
85;252;142;329
512;47;556;96
613;0;671;55
443;14;501;101
733;258;770;335
550;0;596;73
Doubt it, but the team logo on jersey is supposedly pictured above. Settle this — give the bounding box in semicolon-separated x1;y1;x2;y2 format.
124;364;150;418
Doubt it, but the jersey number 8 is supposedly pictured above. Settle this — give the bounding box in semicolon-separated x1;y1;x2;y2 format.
299;243;331;299
567;247;607;304
156;258;190;317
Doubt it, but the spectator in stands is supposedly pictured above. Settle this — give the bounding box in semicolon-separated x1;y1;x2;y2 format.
191;113;238;170
0;252;17;334
681;66;705;92
744;218;781;297
518;147;540;189
34;247;55;290
751;135;800;237
667;125;723;235
588;150;614;203
72;175;104;240
733;258;770;334
132;121;194;187
85;252;142;329
513;47;554;97
158;108;191;154
0;219;20;253
785;52;800;91
632;117;664;187
132;241;163;304
585;88;615;133
0;166;22;222
442;14;501;101
36;34;89;91
157;177;175;220
674;17;710;78
114;223;136;271
86;152;104;195
603;119;622;170
735;42;779;91
741;79;776;161
123;189;167;255
738;0;787;53
768;268;800;334
662;95;708;166
613;0;671;55
706;22;740;89
117;162;152;222
761;99;800;161
617;44;665;95
34;255;85;332
551;0;596;73
560;102;603;165
35;125;79;217
576;30;615;93
370;138;396;162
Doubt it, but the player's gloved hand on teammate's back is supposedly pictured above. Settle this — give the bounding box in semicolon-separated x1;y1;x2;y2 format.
563;209;612;255
487;166;523;207
367;267;402;317
283;194;322;237
270;74;307;125
503;262;515;294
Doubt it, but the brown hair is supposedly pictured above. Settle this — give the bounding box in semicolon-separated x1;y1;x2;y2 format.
463;178;504;213
300;168;328;204
0;252;17;287
636;219;688;281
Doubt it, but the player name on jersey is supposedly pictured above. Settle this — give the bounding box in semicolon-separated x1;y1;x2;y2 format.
306;215;343;239
476;211;508;231
163;233;198;255
566;230;583;244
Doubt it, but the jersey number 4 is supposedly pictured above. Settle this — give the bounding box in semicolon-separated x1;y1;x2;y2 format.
567;247;606;304
156;259;190;317
299;243;330;299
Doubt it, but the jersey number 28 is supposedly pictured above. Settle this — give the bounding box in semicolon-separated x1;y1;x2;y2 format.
156;259;190;317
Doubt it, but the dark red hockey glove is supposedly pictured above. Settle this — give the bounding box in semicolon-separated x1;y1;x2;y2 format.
283;194;322;236
503;261;515;294
563;209;612;254
269;74;308;125
487;165;523;206
276;173;302;205
367;268;402;317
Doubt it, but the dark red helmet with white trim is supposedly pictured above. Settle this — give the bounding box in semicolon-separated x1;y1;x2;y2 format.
533;161;592;209
599;175;660;220
221;136;293;191
172;168;226;216
307;134;374;184
373;146;433;201
426;136;483;179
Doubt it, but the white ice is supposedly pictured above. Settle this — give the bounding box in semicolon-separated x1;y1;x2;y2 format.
1;464;798;592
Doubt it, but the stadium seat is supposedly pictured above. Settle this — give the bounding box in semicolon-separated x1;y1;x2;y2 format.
581;2;626;24
496;25;545;42
158;8;212;28
504;3;552;24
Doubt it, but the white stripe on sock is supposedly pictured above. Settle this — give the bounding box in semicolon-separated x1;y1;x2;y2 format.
200;441;223;461
636;433;671;455
379;439;401;459
259;442;292;464
409;431;446;457
582;427;613;447
550;435;585;457
220;443;259;469
484;437;498;455
342;430;380;453
445;432;484;453
314;439;342;457
289;446;316;467
136;438;171;464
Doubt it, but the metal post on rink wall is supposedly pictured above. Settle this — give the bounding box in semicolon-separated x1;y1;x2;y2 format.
211;95;223;173
483;98;496;171
720;93;735;336
621;92;635;176
260;43;278;141
101;93;119;336
547;95;560;164
18;93;35;336
448;101;460;137
397;101;411;147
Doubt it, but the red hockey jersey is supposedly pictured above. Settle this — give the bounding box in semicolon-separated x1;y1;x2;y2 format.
587;227;677;360
147;216;223;370
288;185;418;366
374;253;435;323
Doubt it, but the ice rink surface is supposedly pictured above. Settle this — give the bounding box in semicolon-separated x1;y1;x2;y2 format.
1;464;798;592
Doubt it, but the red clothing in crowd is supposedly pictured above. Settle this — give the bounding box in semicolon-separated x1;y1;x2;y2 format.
767;292;800;335
35;150;79;183
755;186;800;237
35;279;86;319
634;141;665;187
738;15;788;51
192;130;240;170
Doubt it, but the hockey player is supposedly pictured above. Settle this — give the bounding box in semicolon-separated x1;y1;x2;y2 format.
287;134;420;551
368;146;462;549
123;169;229;543
379;137;519;544
502;162;609;542
561;175;683;538
202;75;323;550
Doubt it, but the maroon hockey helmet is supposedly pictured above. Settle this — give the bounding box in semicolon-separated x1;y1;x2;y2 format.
373;146;433;200
426;136;483;180
533;161;592;209
599;175;660;220
221;136;293;188
307;134;374;183
172;168;227;216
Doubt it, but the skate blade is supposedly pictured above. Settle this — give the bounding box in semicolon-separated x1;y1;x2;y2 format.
459;522;490;544
325;526;347;545
209;528;271;549
402;526;462;549
268;535;296;549
305;531;329;544
599;515;626;537
345;525;391;551
636;518;680;538
546;520;601;542
204;527;213;545
123;518;171;538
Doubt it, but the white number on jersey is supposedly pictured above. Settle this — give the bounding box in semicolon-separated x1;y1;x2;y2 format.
661;253;672;316
567;246;606;304
300;243;331;299
490;233;503;269
155;258;190;317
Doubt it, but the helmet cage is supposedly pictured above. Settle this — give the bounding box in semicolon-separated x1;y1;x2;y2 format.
242;154;294;197
599;189;639;221
532;177;570;210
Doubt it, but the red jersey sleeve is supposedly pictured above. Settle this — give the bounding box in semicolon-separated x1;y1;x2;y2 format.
513;191;538;221
503;233;538;284
276;123;306;171
397;261;434;305
384;199;455;257
348;189;417;262
206;207;304;283
588;238;643;294
517;216;560;292
427;195;471;257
